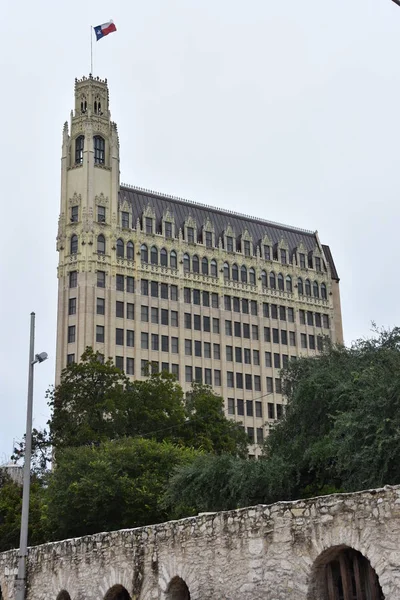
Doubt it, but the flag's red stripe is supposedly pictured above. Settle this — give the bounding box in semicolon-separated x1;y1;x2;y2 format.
101;23;117;36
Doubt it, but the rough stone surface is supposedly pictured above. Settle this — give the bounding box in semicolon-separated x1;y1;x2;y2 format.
1;486;400;600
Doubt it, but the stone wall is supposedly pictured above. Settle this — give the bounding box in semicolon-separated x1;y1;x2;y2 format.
1;486;400;600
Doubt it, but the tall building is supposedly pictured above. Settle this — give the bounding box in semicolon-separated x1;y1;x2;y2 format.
56;75;343;452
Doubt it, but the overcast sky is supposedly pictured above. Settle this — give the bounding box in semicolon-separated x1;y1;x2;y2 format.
0;0;399;460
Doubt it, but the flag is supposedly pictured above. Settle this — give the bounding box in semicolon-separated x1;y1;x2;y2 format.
94;20;117;41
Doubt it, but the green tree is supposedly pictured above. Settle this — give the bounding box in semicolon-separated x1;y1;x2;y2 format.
45;438;200;541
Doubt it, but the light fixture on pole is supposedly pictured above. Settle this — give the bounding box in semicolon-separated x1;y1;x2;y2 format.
15;313;48;600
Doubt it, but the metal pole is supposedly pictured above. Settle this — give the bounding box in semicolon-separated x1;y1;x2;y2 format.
90;25;93;75
392;0;400;7
15;312;35;600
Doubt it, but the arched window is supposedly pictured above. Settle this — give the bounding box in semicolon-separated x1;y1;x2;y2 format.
241;265;247;283
127;241;134;260
94;135;105;164
211;259;217;277
286;275;292;292
305;279;311;296
269;272;276;289
141;244;148;263
261;270;267;288
166;577;191;600
298;277;304;295
116;239;124;258
202;257;209;275
278;273;284;291
75;135;84;164
321;282;327;299
150;246;158;265
313;281;319;298
97;234;105;254
183;253;190;273
103;585;131;600
160;248;168;267
249;267;256;285
56;591;72;600
224;262;230;280
192;255;200;273
232;263;239;281
70;234;78;254
170;250;177;269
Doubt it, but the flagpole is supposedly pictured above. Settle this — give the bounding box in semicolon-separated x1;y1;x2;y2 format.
90;25;93;74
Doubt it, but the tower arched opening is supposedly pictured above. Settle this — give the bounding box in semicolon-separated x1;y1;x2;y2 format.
166;576;191;600
103;585;131;600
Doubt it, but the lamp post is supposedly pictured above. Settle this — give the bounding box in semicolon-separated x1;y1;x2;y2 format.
15;313;48;600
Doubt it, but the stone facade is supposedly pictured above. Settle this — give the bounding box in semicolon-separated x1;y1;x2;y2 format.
56;75;344;454
1;486;398;600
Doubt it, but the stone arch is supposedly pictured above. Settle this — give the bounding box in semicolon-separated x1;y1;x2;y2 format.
166;576;191;600
103;584;131;600
56;591;72;600
307;545;384;600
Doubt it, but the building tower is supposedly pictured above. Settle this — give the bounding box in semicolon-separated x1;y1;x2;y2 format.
56;75;343;455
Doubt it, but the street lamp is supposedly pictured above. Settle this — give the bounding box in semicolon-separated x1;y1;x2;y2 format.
15;313;48;600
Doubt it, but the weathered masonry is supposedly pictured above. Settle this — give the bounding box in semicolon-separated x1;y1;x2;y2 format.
1;486;399;600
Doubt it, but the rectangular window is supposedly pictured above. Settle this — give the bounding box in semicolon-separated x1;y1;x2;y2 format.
265;352;272;367
234;322;241;337
195;340;202;357
127;330;134;347
116;328;124;345
256;428;264;445
205;231;213;248
96;325;104;343
212;318;220;334
315;313;322;328
195;367;202;383
273;328;279;344
127;276;134;293
151;307;159;324
116;274;124;291
151;281;158;298
242;299;249;314
274;353;281;369
301;333;307;349
287;307;294;322
116;301;124;318
255;401;262;418
244;240;251;256
309;335;316;350
235;347;242;363
151;334;159;351
317;336;323;351
282;354;289;368
315;257;321;272
115;356;123;371
204;368;212;385
247;427;254;443
254;375;261;391
161;283;168;299
289;331;296;346
203;316;210;332
211;293;219;308
271;304;278;319
171;363;179;378
252;324;259;340
307;311;314;326
226;345;233;361
226;236;234;252
127;303;134;320
237;399;244;416
224;295;232;311
187;227;195;243
227;371;234;387
323;314;330;329
204;342;211;359
281;249;287;264
253;350;260;365
161;309;169;326
268;403;275;419
264;327;271;343
246;400;254;416
225;320;232;336
145;217;153;234
228;398;235;415
184;288;191;303
185;339;192;356
233;297;240;312
170;285;178;301
171;311;178;327
194;314;201;331
263;302;270;318
68;297;77;316
243;323;250;339
236;373;243;389
266;377;273;393
279;306;286;321
275;378;282;394
281;330;288;345
141;279;149;295
97;271;105;288
161;335;169;352
141;360;148;376
141;332;149;350
193;289;201;305
308;254;313;269
185;366;193;383
171;337;179;353
244;348;251;364
264;245;271;260
97;206;106;223
245;374;253;391
122;211;129;228
68;325;75;343
299;310;305;325
71;205;79;222
213;343;220;359
184;313;192;329
97;297;105;315
214;369;221;386
250;300;258;316
165;221;172;239
126;358;135;374
299;253;306;269
151;361;159;375
69;271;77;288
67;353;75;365
141;305;149;322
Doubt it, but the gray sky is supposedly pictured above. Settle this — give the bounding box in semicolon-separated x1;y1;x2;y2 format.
0;0;399;460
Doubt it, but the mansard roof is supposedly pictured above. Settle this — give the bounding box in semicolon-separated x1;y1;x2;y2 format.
119;184;339;280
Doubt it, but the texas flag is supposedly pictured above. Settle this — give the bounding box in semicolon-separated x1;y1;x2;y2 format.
94;20;117;41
